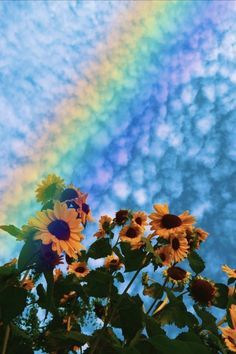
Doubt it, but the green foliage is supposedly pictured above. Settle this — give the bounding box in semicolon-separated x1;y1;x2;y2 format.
88;238;112;259
0;174;233;354
188;251;205;274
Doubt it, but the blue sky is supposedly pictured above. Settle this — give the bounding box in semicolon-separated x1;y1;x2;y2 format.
0;0;236;285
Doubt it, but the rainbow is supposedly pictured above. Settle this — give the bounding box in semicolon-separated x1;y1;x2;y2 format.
0;0;215;260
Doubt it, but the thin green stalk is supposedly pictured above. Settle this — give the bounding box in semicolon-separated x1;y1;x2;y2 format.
90;261;146;354
1;325;10;354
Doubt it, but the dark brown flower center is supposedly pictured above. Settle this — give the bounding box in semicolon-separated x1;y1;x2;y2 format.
161;214;182;229
167;266;187;280
126;227;137;238
135;217;142;225
48;220;70;240
159;253;166;262
191;279;216;304
75;266;85;273
115;210;129;225
172;237;180;250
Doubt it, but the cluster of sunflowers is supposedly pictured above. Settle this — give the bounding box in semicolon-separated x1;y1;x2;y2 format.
0;174;236;354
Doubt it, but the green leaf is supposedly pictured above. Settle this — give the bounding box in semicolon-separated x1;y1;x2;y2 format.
213;283;229;309
115;294;144;340
88;238;112;259
85;270;114;297
188;251;205;274
0;286;27;323
0;224;24;240
155;294;198;329
193;304;217;334
145;315;165;337
18;239;41;272
149;335;211;354
120;243;146;272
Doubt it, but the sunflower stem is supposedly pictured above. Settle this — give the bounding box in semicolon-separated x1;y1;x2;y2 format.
89;259;146;354
1;325;10;354
147;277;168;315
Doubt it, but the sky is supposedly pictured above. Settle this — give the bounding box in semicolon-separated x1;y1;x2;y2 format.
0;0;236;283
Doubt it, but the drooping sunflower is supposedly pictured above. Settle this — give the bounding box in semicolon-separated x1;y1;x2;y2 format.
104;254;123;271
114;209;129;225
132;211;148;230
154;246;173;266
22;278;34;291
94;215;113;238
119;223;143;247
149;204;195;239
170;234;189;262
189;276;217;306
222;265;236;278
221;304;236;352
163;266;190;285
68;261;89;279
35;174;65;203
60;186;93;225
37;243;64;272
29;202;85;258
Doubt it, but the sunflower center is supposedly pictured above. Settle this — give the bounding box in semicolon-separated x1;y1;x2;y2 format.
126;227;137;238
167;266;186;280
191;279;216;304
135;217;142;225
60;188;78;202
159;253;166;262
161;214;182;229
48;220;70;240
110;259;118;264
75;266;85;273
172;237;180;250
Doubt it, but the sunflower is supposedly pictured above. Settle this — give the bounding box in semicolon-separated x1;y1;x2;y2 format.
60;186;93;225
189;276;217;306
222;265;236;278
29;202;85;258
114;209;129;225
154;246;173;266
68;261;89;279
94;215;113;238
22;278;34;291
221;304;236;352
35;174;65;203
104;254;123;271
149;204;195;239
37;243;64;272
119;223;143;247
132;211;148;229
163;266;190;285
170;234;189;262
195;227;209;243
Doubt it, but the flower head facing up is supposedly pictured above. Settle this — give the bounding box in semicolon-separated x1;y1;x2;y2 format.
68;261;89;279
164;266;190;285
155;246;173;267
35;174;65;204
149;204;195;239
29;202;85;258
114;210;129;225
222;265;236;278
132;211;148;230
189;277;217;306
119;223;143;247
94;215;113;238
221;304;236;352
104;254;123;271
170;234;189;263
